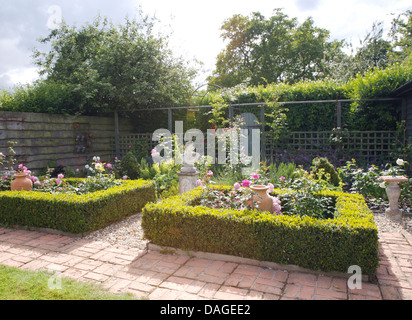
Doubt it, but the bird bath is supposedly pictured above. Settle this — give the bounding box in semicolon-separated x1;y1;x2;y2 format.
380;175;408;221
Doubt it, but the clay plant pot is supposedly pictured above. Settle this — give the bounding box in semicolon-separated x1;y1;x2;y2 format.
250;185;273;214
10;173;33;191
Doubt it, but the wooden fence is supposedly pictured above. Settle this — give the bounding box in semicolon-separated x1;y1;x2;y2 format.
0;111;134;171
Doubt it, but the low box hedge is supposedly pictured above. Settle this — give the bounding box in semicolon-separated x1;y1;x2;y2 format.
142;186;379;275
0;179;156;234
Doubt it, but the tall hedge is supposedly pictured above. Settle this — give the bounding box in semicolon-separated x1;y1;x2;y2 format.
193;59;412;132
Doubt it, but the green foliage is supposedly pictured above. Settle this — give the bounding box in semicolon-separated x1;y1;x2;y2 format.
209;9;345;87
0;81;78;115
30;14;196;115
389;10;412;62
0;179;155;234
258;162;299;184
142;187;379;275
338;159;386;200
345;57;412;130
120;152;140;180
311;157;342;187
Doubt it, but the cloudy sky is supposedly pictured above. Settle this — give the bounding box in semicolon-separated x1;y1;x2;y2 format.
0;0;411;90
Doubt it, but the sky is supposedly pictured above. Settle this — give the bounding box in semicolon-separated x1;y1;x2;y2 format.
0;0;411;90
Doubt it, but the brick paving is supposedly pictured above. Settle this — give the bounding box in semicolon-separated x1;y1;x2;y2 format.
0;226;411;300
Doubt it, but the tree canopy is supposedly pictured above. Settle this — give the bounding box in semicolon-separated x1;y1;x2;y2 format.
208;9;346;87
32;15;197;115
208;9;412;88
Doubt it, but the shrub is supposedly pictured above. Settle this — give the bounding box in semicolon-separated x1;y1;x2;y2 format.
142;186;379;275
311;157;342;187
0;179;155;234
120;151;140;179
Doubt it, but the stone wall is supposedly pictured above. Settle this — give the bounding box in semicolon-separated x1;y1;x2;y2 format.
0;111;134;171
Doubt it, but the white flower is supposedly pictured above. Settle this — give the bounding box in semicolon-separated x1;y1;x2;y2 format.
379;182;386;188
396;159;404;166
95;163;104;171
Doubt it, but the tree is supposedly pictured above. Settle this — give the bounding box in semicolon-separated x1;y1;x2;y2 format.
208;9;346;87
351;22;392;76
32;15;197;115
389;10;412;62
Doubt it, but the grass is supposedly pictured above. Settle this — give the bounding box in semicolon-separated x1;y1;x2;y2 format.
0;265;137;300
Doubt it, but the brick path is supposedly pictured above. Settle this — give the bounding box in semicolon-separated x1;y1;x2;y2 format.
0;226;411;300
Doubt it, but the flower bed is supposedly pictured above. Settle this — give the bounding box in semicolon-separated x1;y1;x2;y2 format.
0;179;156;234
142;186;379;275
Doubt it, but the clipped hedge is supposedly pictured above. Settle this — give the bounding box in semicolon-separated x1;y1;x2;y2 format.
142;187;379;275
0;179;156;234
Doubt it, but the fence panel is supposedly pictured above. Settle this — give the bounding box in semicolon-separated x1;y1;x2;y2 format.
114;130;397;165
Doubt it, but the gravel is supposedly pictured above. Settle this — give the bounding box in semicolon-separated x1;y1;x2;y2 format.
83;202;412;249
84;213;149;249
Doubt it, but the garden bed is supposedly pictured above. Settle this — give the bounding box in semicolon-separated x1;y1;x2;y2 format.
0;179;156;234
142;186;379;275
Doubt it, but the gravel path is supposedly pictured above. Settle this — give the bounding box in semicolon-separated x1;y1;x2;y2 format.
84;213;149;249
83;201;412;249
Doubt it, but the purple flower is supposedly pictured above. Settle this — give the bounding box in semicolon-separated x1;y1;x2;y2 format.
56;178;62;185
241;179;251;187
122;175;128;180
234;182;241;190
196;179;202;187
34;181;41;186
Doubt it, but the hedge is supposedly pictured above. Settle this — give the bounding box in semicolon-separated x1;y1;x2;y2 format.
142;187;379;275
0;179;156;234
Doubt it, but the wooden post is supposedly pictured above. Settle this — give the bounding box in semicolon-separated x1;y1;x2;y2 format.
260;105;266;161
229;105;234;123
114;110;120;158
336;101;342;129
168;108;173;133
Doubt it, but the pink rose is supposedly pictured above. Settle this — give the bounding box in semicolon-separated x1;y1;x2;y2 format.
234;182;241;190
251;174;259;179
196;179;202;187
241;179;251;188
280;176;285;180
267;183;274;193
58;173;64;179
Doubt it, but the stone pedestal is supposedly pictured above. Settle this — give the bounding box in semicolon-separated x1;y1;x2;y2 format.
177;163;199;194
381;176;408;221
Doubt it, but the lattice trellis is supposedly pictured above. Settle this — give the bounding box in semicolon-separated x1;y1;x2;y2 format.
265;130;397;163
112;131;397;164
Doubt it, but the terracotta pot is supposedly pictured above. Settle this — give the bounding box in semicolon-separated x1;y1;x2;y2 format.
250;185;273;214
10;173;33;191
